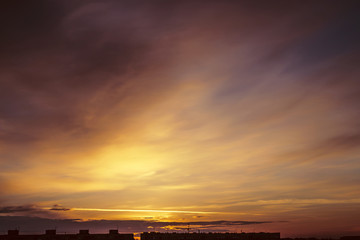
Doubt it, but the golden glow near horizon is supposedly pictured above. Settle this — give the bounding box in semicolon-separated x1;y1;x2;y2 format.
0;1;360;238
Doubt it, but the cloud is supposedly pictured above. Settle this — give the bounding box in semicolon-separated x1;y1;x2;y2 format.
0;216;274;234
0;205;37;213
1;0;357;153
49;205;71;212
0;1;166;154
276;132;360;165
0;205;68;219
323;133;360;150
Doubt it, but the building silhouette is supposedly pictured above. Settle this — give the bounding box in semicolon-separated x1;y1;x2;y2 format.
5;230;358;240
140;232;281;240
0;230;134;240
340;237;360;240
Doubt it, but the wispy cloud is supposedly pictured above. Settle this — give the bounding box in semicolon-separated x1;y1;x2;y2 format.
47;207;216;214
0;205;37;213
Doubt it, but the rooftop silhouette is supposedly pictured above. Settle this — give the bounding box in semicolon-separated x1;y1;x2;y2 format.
0;230;133;240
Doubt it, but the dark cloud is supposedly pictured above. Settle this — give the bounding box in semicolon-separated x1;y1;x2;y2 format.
0;0;163;151
286;7;360;70
0;216;274;234
0;0;67;55
0;205;37;213
320;133;360;151
0;205;68;219
277;132;360;165
1;0;358;152
49;205;71;211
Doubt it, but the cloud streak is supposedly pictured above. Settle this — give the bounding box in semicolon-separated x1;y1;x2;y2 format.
0;205;37;214
46;207;216;214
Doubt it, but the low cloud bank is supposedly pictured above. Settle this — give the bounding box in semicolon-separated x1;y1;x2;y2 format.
0;216;274;234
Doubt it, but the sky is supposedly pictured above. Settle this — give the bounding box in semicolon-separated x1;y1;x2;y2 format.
1;0;360;238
